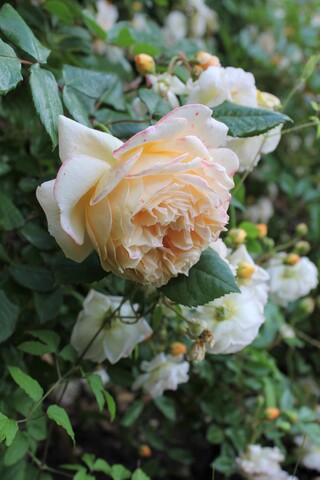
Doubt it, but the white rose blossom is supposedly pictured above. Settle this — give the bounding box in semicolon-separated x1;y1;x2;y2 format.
95;0;118;32
267;253;318;307
295;436;320;472
183;289;265;355
132;353;189;398
237;444;298;480
71;290;152;364
163;11;187;45
228;244;270;308
187;66;282;170
246;197;274;224
187;0;219;38
147;73;188;108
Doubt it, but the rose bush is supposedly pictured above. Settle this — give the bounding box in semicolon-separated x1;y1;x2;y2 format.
36;105;238;287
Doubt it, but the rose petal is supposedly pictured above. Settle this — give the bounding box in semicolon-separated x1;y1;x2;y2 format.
36;180;93;262
58;115;123;163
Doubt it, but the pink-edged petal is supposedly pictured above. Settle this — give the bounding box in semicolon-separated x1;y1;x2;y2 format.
209;148;239;176
114;104;228;157
36;180;93;262
54;155;108;244
90;148;142;205
58;115;123;163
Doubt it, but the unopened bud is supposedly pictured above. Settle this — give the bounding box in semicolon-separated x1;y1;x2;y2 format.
189;340;206;363
261;237;275;250
265;407;280;420
135;54;155;75
195;51;220;70
299;297;315;314
295;223;308;237
228;228;247;244
170;342;187;356
198;329;215;348
294;240;311;255
284;410;299;424
139;445;152;457
277;420;291;432
284;253;300;266
257;90;281;109
256;223;268;237
237;261;255;279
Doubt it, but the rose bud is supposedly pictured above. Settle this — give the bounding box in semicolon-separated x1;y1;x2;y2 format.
135;53;155;74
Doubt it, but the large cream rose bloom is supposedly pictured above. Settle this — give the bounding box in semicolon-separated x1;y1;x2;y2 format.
36;105;238;287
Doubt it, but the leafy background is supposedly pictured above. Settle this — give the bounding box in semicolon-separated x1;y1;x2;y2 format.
0;0;320;479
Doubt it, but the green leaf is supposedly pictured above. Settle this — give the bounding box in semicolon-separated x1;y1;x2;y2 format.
19;330;60;355
0;39;22;95
8;366;43;402
30;64;63;147
47;404;75;445
51;252;106;285
0;4;50;63
62;65;114;99
86;374;105;412
0;290;19;343
34;289;63;323
160;249;240;307
132;43;161;56
62;86;92;126
0;192;24;231
154;397;176;421
0;413;19;446
44;1;74;25
206;425;224;444
302;54;320;80
9;264;55;292
20;222;56;251
104;391;116;422
82;9;107;40
138;88;160;114
121;400;143;427
93;458;111;473
211;101;291;138
109;465;131;480
4;431;29;466
132;469;151;480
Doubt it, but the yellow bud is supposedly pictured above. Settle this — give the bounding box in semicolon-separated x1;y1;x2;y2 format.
256;223;268;237
135;54;155;75
189;340;206;363
265;407;280;420
284;253;300;266
237;261;255;279
228;228;247;244
139;445;152;457
195;51;221;70
170;342;187;356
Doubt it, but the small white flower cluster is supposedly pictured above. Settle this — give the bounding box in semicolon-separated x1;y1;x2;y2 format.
71;290;152;364
163;0;219;45
183;242;269;356
267;253;318;307
295;435;320;473
186;65;282;171
70;290;190;398
236;444;298;480
132;353;190;398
